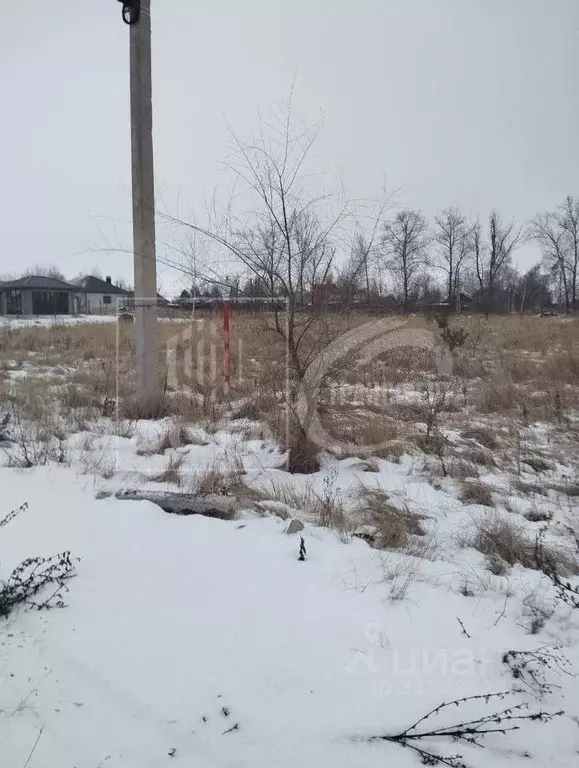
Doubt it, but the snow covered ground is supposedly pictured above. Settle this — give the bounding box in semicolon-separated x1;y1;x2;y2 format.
0;314;117;329
1;439;578;767
1;314;578;767
0;315;199;331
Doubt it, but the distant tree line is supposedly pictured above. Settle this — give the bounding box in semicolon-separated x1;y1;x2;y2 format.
8;101;574;321
161;93;577;319
175;196;578;316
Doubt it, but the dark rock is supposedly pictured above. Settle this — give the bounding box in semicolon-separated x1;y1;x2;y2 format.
285;519;304;534
114;490;237;520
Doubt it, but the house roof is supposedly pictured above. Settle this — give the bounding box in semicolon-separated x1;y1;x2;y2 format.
71;275;128;295
0;275;77;291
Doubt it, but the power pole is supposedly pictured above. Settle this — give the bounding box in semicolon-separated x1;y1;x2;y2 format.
118;0;159;414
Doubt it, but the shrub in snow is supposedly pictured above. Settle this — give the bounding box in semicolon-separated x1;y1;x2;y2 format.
368;690;563;768
485;552;509;576
435;314;469;352
534;529;579;609
0;503;77;619
0;412;9;442
470;514;577;577
356;486;426;550
460;480;494;507
502;646;571;699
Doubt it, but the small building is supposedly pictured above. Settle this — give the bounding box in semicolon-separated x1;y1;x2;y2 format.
71;275;130;314
0;275;78;316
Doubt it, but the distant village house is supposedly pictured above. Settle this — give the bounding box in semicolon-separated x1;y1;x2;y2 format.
0;275;77;316
71;275;130;314
0;274;131;316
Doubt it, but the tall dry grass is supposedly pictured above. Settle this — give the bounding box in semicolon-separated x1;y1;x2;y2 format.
1;312;578;469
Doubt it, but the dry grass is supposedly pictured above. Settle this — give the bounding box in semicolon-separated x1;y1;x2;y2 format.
550;480;579;498
444;457;480;480
76;444;117;479
479;378;521;413
461;446;496;468
524;505;553;523
184;456;265;503
263;480;318;515
373;439;410;463
1;313;578;481
356;486;426;550
357;420;399;447
356;456;380;472
151;453;185;486
460;480;495;507
522;455;553;473
194;467;230;495
381;552;423;600
469;511;577;576
511;478;548;497
141;422;208;456
462;426;499;449
315;492;349;538
263;475;350;538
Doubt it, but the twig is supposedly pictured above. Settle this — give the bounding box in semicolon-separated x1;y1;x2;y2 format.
11;670;53;716
368;691;563;767
0;502;28;530
22;725;44;768
457;618;471;638
502;646;572;698
493;591;510;627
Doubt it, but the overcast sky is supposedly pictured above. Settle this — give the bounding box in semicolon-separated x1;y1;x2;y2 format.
1;0;577;292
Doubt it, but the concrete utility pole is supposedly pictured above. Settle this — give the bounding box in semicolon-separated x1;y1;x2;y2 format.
119;0;159;414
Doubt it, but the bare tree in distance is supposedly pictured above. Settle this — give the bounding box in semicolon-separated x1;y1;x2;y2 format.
470;211;523;315
159;91;350;380
24;264;67;282
381;209;430;312
528;211;570;311
516;265;552;313
115;277;133;292
559;195;579;310
345;183;397;298
432;207;469;308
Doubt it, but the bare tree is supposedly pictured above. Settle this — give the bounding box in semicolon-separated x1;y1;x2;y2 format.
345;184;396;298
558;195;579;310
381;209;429;311
470;211;523;314
432;207;468;308
24;264;67;282
528;211;570;310
161;93;348;380
516;265;552;313
115;277;133;292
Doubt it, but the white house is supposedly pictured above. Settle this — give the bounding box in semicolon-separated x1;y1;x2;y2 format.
71;275;130;314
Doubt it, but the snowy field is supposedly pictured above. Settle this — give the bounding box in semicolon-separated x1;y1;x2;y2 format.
1;431;579;767
1;314;579;767
0;314;117;329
